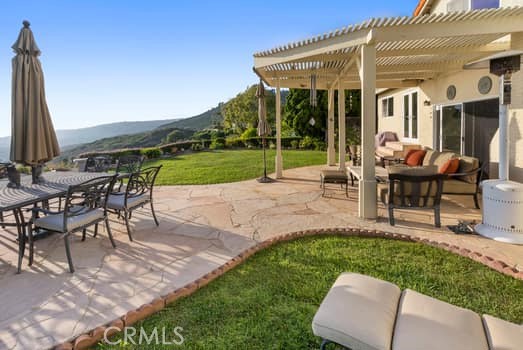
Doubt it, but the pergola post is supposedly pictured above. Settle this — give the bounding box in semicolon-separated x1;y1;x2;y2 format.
337;82;346;170
327;88;336;166
275;79;283;178
359;43;377;219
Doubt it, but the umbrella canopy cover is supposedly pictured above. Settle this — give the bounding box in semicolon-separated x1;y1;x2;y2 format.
256;80;271;137
10;21;60;165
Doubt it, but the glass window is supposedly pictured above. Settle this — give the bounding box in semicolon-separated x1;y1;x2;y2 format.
381;97;394;117
471;0;499;10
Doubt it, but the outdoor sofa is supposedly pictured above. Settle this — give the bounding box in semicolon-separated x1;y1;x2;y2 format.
390;149;482;208
312;272;523;350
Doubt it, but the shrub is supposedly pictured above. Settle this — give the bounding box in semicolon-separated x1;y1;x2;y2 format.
191;143;202;152
241;127;258;140
210;138;225;150
299;136;315;150
269;142;276;149
225;137;244;148
290;140;299;149
313;140;327;151
140;147;162;159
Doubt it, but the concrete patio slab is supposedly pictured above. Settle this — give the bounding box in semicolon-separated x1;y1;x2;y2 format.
0;165;521;350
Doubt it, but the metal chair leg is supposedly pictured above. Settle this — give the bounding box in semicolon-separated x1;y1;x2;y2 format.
434;207;441;228
28;222;34;267
93;223;99;238
64;234;74;273
150;201;159;226
17;225;26;274
105;218;116;248
0;211;4;229
124;210;133;242
389;207;395;226
81;228;87;241
473;193;480;209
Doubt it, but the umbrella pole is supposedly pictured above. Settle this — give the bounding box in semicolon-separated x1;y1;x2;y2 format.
257;137;273;183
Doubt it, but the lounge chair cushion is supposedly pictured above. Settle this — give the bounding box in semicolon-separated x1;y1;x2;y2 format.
35;208;104;232
457;156;480;183
442;179;477;194
312;273;401;350
392;289;489;350
482;314;523;350
321;170;348;181
107;193;149;210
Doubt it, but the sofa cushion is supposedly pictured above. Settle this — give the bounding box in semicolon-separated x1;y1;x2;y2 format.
404;150;426;166
312;273;401;350
422;150;456;171
392;289;489;350
442;179;477;194
439;158;460;174
482;314;523;350
457;156;480;183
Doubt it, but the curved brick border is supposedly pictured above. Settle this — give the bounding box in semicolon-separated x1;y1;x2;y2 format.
54;227;523;350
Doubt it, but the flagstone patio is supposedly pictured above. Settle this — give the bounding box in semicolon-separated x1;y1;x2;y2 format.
0;165;522;350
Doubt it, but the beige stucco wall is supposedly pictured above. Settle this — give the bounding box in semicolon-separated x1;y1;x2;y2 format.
377;67;523;182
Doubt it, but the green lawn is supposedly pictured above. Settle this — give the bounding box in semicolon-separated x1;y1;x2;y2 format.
145;149;327;185
98;236;523;350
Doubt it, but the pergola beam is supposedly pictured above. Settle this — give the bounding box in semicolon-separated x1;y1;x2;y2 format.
254;30;374;68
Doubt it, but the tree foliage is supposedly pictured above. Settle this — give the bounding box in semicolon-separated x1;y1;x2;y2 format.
283;89;361;140
221;85;275;134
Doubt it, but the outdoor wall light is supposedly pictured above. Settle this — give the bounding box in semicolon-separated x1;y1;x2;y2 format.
423;100;431;106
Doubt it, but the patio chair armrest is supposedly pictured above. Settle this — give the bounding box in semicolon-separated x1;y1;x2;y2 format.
28;207;62;216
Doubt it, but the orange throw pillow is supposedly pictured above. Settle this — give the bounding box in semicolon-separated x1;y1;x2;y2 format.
404;150;426;166
439;158;460;174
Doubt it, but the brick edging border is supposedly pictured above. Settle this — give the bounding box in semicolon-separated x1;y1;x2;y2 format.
54;227;523;350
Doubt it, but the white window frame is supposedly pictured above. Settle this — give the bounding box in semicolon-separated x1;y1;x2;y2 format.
402;89;419;142
381;96;394;118
447;0;499;12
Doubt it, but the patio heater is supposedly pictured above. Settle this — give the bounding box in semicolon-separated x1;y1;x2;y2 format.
464;51;523;244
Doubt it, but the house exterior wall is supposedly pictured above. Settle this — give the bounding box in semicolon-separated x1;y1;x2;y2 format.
377;49;523;182
424;0;523;14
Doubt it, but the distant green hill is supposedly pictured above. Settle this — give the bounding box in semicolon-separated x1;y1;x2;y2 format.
59;127;195;160
160;105;222;130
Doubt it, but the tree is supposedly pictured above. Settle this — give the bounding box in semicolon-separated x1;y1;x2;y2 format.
283;89;361;139
221;85;275;135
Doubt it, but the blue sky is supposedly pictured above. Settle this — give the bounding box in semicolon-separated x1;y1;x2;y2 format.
0;0;416;136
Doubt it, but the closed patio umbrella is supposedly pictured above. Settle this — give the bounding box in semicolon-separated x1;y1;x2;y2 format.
10;21;60;183
256;80;273;183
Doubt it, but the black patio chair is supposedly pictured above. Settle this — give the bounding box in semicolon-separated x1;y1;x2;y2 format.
20;175;117;273
86;156;112;172
379;172;445;227
107;166;162;241
114;155;145;191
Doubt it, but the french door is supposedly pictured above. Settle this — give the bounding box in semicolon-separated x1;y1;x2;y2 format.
403;91;418;141
436;98;499;178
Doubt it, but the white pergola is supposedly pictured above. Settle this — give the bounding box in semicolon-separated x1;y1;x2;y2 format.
253;6;523;219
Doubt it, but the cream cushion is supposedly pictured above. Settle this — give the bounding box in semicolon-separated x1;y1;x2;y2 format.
457;155;480;183
392;289;489;350
422;150;456;171
482;314;523;350
312;273;401;350
107;193;149;210
35;208;104;232
443;179;477;194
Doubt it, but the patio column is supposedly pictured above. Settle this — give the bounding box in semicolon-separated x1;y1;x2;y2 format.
275;79;283;178
337;82;346;170
359;43;377;219
327;88;336;166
